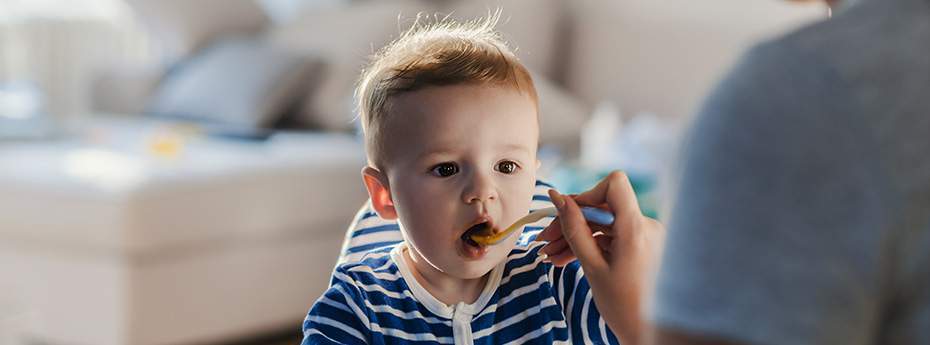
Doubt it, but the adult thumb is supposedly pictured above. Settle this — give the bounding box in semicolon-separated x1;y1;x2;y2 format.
549;189;607;271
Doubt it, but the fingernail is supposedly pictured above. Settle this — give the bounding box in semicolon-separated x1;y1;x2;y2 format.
549;190;565;209
538;252;548;261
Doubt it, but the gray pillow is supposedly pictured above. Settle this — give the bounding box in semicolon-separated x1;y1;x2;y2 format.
146;37;320;129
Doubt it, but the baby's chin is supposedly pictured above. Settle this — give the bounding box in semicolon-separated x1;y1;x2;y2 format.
445;264;496;281
445;248;510;279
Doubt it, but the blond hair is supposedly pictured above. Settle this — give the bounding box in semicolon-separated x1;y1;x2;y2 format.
356;12;538;169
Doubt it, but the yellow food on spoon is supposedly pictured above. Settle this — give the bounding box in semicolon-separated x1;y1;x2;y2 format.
468;207;558;246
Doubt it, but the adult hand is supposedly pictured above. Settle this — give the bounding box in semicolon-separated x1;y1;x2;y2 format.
536;171;665;345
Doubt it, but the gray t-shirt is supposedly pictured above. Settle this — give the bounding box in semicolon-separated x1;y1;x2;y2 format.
652;0;930;344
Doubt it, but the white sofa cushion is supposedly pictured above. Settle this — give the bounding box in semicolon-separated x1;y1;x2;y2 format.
146;37;321;129
125;0;269;61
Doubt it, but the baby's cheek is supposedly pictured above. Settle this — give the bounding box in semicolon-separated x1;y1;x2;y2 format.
509;183;536;210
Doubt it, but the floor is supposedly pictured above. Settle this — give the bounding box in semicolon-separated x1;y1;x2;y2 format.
206;328;302;345
25;330;301;345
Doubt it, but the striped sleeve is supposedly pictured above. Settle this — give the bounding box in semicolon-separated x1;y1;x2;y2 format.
302;267;370;345
550;262;621;345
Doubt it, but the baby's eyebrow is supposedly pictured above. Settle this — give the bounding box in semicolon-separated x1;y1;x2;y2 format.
416;149;455;161
414;143;533;161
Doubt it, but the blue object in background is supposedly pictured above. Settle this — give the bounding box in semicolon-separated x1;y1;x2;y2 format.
0;82;54;140
0;82;43;119
549;164;659;219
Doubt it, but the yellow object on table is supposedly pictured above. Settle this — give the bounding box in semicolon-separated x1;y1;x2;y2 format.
147;124;202;158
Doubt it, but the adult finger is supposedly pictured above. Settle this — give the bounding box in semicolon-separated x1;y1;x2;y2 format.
541;236;569;257
537;193;590;243
549;189;607;271
593;233;613;253
548;248;578;267
540;217;609;256
574;171;642;229
535;217;562;242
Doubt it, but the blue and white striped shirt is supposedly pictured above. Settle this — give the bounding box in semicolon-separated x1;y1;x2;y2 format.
302;182;619;344
303;241;619;344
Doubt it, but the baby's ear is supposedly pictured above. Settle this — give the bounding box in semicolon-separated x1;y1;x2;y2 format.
362;166;398;220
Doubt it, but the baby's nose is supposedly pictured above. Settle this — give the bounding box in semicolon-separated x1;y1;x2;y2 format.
462;174;498;204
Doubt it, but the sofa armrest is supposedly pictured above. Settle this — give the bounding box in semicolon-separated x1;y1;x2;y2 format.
534;75;591;158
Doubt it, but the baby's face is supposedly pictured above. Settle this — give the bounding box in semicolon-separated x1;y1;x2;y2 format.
382;83;539;279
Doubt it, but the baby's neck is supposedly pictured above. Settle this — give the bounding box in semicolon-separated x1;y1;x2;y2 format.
403;247;489;306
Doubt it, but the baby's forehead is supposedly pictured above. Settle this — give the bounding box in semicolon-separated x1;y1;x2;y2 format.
380;106;538;142
385;85;538;121
376;83;539;158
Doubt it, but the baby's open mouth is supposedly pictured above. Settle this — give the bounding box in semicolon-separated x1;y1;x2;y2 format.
461;221;493;247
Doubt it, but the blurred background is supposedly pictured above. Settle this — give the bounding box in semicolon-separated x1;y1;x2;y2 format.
0;0;825;344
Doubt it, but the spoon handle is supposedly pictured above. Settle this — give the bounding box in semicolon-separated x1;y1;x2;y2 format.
471;206;615;246
522;206;613;226
578;206;614;225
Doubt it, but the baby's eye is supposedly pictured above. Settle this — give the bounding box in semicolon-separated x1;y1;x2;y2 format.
496;160;519;174
430;162;459;177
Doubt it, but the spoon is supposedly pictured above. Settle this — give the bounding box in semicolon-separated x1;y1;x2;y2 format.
466;206;614;246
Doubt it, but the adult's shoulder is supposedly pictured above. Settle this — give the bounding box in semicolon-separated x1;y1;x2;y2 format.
758;0;928;88
700;0;928;157
690;14;866;139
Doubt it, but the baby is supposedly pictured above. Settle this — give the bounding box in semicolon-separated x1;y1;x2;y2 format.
302;16;621;344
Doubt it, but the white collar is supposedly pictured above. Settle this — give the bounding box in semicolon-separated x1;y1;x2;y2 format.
391;243;505;319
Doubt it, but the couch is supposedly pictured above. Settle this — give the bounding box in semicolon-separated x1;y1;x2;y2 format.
0;118;370;345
